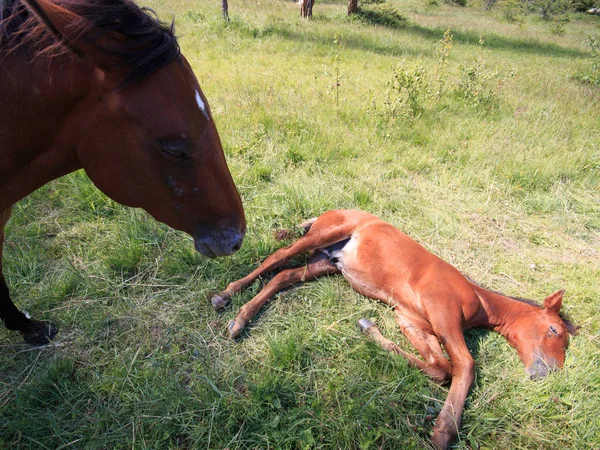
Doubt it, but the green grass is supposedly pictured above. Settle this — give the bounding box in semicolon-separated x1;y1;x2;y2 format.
1;0;599;448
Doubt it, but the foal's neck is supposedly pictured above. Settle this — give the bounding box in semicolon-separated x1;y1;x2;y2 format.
471;283;540;337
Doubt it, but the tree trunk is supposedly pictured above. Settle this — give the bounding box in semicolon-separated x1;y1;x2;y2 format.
348;0;358;15
222;0;230;21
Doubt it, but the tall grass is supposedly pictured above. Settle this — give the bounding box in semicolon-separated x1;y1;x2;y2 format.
1;0;598;448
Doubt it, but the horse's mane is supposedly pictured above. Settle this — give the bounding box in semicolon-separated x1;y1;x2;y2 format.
467;276;579;335
0;0;180;84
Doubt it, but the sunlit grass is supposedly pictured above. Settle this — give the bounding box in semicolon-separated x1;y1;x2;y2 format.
1;0;599;448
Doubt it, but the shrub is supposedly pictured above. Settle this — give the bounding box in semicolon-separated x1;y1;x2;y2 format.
384;63;429;119
570;0;598;12
355;3;409;28
501;0;527;23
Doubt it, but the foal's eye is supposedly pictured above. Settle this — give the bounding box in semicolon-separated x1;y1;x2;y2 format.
157;139;191;161
549;325;559;336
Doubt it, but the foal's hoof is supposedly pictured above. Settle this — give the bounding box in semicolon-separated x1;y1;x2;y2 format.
357;318;375;334
211;294;231;311
21;320;58;345
228;319;246;339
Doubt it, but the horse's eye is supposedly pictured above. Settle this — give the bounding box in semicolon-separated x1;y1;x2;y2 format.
157;139;191;161
549;325;559;336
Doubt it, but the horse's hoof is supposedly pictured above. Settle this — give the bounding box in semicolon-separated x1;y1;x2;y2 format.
228;319;246;339
21;320;58;345
211;294;231;311
357;318;374;334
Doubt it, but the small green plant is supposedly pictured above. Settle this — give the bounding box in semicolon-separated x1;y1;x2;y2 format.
332;35;343;110
384;62;429;120
456;39;513;108
434;29;454;99
551;14;569;35
579;34;600;86
501;0;526;24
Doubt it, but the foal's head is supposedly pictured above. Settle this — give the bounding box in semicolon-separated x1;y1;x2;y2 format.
508;290;578;379
16;0;245;257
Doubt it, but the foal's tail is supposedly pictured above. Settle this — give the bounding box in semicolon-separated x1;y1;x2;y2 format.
273;217;317;241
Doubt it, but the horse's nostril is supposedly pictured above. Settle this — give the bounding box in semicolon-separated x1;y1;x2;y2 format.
232;240;242;252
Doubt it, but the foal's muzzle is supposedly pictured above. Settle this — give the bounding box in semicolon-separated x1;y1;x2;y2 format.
527;356;559;380
194;226;245;258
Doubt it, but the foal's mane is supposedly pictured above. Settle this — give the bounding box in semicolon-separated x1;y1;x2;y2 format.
0;0;180;84
467;277;579;335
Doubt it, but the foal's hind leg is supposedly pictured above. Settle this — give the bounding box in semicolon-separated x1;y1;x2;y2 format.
211;215;354;311
228;252;340;338
358;314;451;384
0;207;57;345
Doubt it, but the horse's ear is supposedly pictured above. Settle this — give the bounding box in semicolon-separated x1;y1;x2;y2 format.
21;0;121;71
21;0;86;55
544;289;565;313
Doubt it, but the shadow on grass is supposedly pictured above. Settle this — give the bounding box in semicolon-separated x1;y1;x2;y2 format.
407;22;588;59
263;13;588;60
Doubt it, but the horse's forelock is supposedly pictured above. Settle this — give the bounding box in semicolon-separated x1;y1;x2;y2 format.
1;0;180;84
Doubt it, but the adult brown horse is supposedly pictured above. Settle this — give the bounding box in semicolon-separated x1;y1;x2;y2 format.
212;210;578;450
0;0;245;344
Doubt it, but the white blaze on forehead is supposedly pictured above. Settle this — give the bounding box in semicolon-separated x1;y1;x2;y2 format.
195;89;209;120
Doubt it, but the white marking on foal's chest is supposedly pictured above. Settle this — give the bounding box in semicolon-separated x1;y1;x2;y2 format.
195;90;209;120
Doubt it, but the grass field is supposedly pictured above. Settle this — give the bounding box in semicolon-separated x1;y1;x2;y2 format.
1;0;599;448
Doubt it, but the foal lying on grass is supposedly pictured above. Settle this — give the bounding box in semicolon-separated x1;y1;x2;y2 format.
212;210;577;449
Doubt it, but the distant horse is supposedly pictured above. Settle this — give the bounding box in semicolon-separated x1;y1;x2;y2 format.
0;0;246;344
212;210;578;450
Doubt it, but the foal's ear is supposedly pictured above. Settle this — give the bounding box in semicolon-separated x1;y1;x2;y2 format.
22;0;122;72
543;289;565;313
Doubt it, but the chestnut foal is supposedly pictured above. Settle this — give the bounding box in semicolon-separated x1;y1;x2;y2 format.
212;210;577;449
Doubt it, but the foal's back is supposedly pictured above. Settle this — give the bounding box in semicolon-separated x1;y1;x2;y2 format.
315;210;482;326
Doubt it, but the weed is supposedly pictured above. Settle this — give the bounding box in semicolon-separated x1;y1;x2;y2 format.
385;61;429;119
578;34;600;86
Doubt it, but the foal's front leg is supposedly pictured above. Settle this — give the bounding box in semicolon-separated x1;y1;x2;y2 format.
228;253;340;338
211;219;353;311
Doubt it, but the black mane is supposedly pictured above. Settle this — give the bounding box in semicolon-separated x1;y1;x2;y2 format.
0;0;180;84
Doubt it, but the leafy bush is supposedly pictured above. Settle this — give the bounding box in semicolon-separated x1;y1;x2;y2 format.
501;0;527;23
534;0;570;18
384;63;429;119
570;0;598;12
355;3;409;28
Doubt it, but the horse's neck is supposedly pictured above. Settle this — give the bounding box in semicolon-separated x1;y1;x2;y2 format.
470;283;539;336
0;52;87;210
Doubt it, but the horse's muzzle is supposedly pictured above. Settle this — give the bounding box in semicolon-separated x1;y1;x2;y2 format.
527;356;558;380
194;226;245;258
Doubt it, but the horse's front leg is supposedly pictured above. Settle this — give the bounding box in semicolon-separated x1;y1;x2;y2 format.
211;217;353;311
429;325;475;450
0;207;57;345
228;252;339;338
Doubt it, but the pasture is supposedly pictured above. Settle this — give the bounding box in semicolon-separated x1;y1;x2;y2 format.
1;0;599;448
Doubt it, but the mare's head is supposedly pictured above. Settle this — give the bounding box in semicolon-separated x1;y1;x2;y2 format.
18;0;245;257
508;290;578;379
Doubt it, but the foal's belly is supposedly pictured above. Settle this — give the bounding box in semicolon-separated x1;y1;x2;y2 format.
320;233;398;306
